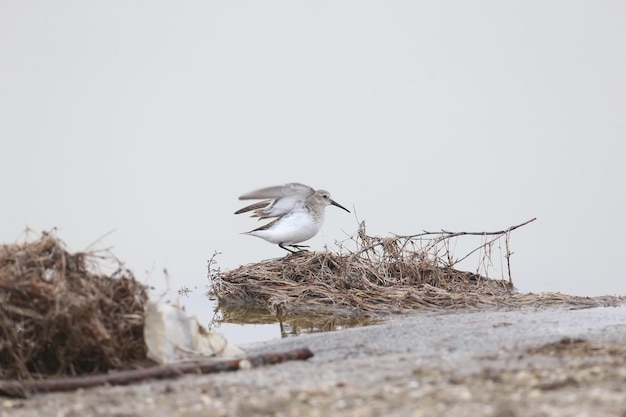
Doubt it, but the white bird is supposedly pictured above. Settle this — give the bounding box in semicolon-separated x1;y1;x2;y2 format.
235;183;350;253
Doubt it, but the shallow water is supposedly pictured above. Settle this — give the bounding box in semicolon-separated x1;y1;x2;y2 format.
155;288;276;346
161;287;381;346
164;286;625;347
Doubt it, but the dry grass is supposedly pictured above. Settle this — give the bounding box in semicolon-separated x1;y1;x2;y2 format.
0;232;148;380
211;220;624;316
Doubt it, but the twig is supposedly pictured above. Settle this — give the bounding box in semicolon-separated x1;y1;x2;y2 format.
0;347;314;398
409;218;536;284
355;218;536;257
207;250;222;284
505;231;513;284
401;217;537;240
454;234;502;266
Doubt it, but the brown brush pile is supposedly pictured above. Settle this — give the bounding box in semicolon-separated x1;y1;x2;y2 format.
0;233;148;380
211;220;624;316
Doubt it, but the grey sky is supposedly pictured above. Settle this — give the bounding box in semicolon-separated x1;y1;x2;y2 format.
1;1;625;297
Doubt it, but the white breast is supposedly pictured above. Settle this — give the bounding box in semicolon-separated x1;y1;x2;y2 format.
248;210;325;245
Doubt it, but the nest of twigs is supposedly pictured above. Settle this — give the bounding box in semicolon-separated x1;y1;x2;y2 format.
213;247;513;315
0;233;148;380
211;219;624;315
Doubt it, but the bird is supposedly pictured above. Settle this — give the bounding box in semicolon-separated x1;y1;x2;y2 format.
235;183;350;253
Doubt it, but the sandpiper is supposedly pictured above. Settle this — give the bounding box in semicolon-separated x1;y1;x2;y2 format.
235;183;350;253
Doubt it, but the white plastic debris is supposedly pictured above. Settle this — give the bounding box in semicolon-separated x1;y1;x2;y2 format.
42;268;57;282
143;302;244;364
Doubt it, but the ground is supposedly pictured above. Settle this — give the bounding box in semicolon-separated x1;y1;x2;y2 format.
2;305;626;417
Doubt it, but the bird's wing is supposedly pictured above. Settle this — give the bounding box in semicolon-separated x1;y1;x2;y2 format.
236;183;315;218
238;183;315;200
234;200;273;215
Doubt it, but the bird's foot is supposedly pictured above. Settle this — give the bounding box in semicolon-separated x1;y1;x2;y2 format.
279;243;310;254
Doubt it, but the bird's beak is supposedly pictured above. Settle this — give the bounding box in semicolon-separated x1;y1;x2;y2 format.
331;200;350;213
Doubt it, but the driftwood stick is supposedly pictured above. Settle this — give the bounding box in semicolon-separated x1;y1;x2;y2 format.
0;347;314;398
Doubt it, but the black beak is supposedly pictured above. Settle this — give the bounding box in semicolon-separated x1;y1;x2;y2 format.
331;200;350;213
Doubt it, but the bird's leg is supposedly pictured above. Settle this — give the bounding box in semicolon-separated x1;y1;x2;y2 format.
279;243;297;254
290;244;310;251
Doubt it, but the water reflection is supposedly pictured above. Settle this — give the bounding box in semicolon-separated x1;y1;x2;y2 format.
160;287;380;345
217;305;381;338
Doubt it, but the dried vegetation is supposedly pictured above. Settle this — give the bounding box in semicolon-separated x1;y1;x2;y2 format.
0;232;148;380
211;218;623;316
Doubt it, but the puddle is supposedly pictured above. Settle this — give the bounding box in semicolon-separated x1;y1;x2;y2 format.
157;287;381;346
217;305;381;338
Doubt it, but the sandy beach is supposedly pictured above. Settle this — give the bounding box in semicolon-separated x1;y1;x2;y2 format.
2;303;625;417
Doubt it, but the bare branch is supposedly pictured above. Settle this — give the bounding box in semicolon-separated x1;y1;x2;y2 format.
0;348;314;398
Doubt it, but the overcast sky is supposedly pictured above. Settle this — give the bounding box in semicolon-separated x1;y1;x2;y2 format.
1;1;625;299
